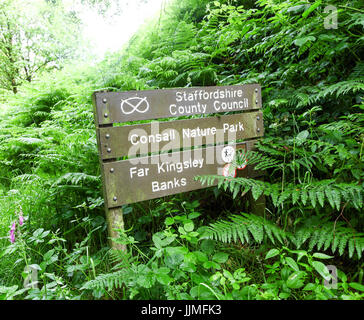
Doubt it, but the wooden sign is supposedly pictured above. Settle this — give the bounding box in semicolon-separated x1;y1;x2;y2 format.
103;141;260;208
93;84;261;124
97;111;263;159
92;84;264;249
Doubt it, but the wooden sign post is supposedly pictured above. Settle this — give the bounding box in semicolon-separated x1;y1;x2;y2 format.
92;85;264;249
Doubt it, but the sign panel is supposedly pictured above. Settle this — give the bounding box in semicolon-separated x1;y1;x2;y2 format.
92;84;264;249
98;111;264;159
93;84;261;124
103;141;260;208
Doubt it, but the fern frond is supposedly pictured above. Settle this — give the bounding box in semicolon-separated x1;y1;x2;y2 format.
203;213;286;245
81;270;127;291
196;175;363;210
53;172;99;186
205;214;364;259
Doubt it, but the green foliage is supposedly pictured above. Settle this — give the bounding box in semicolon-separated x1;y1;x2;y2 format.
0;0;83;93
197;175;363;211
0;207;110;300
202;213;285;245
81;214;364;300
262;246;364;300
203;213;364;259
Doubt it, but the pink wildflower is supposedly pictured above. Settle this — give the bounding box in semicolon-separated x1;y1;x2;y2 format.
19;206;24;226
9;222;16;243
9;230;15;243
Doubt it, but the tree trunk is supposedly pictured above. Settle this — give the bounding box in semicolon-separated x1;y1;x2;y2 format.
11;79;17;94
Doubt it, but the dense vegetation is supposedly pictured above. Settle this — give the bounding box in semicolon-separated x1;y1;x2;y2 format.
0;0;363;300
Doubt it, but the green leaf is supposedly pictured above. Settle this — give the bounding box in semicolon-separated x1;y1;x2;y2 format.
312;261;330;280
302;1;322;18
287;4;307;13
28;264;41;271
122;206;133;215
181;262;197;273
316;190;325;207
265;248;280;260
286;272;305;289
285;257;299;271
295;130;309;145
152;234;163;249
292;249;308;261
188;212;201;220
201;239;215;255
312;253;334;259
233;184;240;199
301;190;308;206
309;190;317;208
203;261;221;270
165;217;174;226
279;292;290;299
292;189;300;204
136;274;154;289
184;222;194;232
212;252;229;264
164;247;186;268
193;251;208;263
348;282;364;292
303;283;316;291
158;267;170;274
293;36;316;47
156;273;173;285
251;184;263;200
348;238;355;258
178;226;186;235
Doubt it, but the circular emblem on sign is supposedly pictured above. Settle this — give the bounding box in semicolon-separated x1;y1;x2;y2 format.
221;146;235;163
121;97;149;115
222;163;236;178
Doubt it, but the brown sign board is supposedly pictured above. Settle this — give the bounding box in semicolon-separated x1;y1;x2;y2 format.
92;84;264;207
92;84;264;248
93;84;261;125
102;140;260;208
97;111;264;159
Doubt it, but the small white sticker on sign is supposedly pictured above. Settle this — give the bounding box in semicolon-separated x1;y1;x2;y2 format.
237;162;247;170
221;146;235;163
222;163;236;178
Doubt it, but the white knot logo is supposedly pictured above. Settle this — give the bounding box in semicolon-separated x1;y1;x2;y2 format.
121;97;150;115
